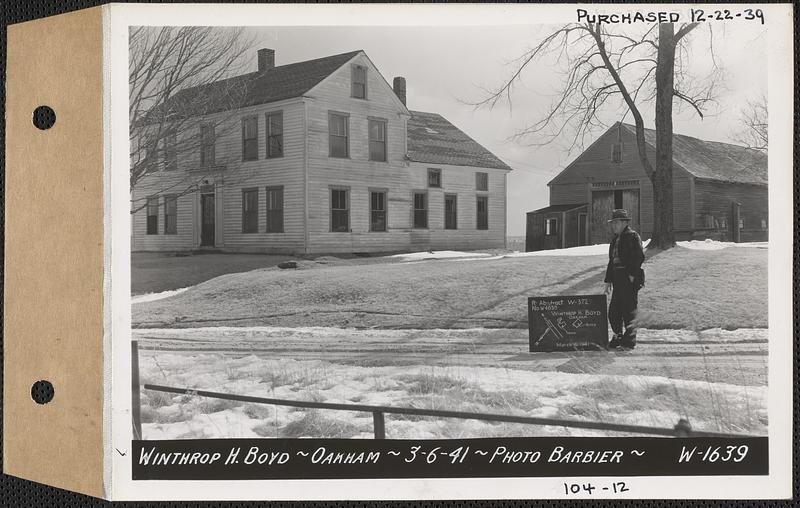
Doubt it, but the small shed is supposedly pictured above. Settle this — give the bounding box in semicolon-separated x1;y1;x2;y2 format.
526;203;588;251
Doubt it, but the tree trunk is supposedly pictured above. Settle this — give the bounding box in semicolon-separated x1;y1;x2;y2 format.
652;24;676;249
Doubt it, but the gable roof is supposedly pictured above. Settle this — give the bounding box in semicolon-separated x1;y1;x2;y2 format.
619;123;767;185
527;203;587;215
148;50;363;121
407;111;512;171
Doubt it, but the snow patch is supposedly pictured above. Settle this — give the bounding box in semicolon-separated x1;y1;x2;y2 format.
388;250;494;262
132;287;190;304
677;239;767;251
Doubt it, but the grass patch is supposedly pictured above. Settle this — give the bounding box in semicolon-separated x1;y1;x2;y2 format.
556;376;765;434
279;410;364;438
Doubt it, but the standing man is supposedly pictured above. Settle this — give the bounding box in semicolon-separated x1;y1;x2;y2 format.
603;209;645;350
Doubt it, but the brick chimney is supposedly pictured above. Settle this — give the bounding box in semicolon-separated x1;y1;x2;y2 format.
257;48;275;72
393;76;406;106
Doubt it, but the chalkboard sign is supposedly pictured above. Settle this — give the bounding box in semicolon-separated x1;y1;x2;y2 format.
528;295;608;352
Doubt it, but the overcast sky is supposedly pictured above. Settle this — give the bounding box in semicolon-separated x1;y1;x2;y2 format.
239;24;766;236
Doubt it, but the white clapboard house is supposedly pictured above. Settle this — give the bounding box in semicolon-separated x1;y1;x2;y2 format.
131;48;513;254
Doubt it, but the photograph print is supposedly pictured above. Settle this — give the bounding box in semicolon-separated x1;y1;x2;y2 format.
128;18;770;450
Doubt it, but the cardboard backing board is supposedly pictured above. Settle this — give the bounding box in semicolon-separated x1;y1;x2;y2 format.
528;295;608;352
4;6;106;498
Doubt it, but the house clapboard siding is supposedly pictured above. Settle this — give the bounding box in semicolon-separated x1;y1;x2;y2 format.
131;49;512;254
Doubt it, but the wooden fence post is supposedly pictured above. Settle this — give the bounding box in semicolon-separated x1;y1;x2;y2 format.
372;411;386;439
131;340;142;440
674;418;692;437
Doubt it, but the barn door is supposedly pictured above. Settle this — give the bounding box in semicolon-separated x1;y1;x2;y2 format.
590;191;614;244
622;189;640;233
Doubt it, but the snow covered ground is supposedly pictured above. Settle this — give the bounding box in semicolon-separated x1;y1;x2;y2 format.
386;238;765;264
676;239;768;250
138;350;766;440
132;287;189;304
135;324;767;440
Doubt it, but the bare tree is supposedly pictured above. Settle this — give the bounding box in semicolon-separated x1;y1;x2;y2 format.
732;94;767;152
477;22;721;249
129;26;255;212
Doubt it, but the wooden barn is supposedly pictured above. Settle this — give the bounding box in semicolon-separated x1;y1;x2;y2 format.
526;122;768;251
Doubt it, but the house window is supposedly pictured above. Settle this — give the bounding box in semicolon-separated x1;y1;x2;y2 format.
368;119;387;162
370;191;387;232
164;195;177;234
163;132;177;171
413;192;428;229
200;124;215;168
761;219;768;230
146;196;158;235
351;65;367;99
242;188;259;233
611;143;623;163
266;112;283;158
242;116;258;161
329;113;349;158
545;217;559;236
144;140;158;173
445;194;457;230
331;188;349;232
476;196;489;230
266;186;284;233
428;168;442;188
476;172;488;191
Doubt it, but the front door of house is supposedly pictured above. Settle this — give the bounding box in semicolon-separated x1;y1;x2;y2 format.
200;193;215;247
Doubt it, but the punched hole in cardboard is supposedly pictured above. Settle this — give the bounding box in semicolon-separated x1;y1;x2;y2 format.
32;105;56;130
31;380;54;404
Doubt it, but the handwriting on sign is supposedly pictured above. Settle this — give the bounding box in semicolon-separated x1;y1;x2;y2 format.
528;295;608;352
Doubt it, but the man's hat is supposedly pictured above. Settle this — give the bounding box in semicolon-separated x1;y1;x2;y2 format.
607;208;632;222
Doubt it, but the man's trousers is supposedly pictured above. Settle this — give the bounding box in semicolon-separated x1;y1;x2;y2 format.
609;267;638;342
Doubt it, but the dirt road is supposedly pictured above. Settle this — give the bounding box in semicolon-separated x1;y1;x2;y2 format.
134;326;767;387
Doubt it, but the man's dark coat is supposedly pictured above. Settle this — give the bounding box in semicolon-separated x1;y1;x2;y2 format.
604;225;645;288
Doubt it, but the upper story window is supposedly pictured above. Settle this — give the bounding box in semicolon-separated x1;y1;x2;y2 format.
329;112;349;158
428;168;442;188
351;65;367;99
164;132;177;171
144;139;158;174
242;116;258;161
266;111;283;158
200;124;215;168
476;172;488;191
611;143;623;163
368;119;387;162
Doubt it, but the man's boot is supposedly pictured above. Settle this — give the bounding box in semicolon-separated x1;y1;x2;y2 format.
620;330;636;350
